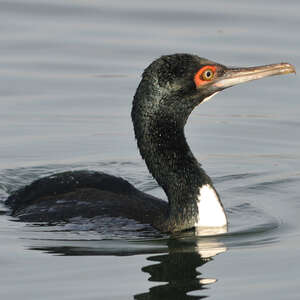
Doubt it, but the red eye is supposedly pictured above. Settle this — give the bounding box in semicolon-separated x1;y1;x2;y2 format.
194;65;217;87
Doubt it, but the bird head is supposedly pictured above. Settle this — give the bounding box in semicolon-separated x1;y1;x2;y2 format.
140;54;295;117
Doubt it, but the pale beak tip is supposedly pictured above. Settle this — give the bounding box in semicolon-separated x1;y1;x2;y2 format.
282;62;296;75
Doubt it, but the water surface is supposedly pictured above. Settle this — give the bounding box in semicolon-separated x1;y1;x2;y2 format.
0;0;299;299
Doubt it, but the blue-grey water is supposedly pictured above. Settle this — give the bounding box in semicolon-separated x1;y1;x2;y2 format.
0;0;299;299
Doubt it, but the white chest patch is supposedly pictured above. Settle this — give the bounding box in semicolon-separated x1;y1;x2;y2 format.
195;184;227;227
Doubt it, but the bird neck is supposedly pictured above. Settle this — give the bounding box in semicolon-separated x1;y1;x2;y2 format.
132;83;227;231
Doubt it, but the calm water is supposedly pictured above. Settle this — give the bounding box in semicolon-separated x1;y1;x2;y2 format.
0;0;299;299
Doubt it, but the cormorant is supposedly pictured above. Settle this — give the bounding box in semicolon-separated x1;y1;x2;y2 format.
5;54;295;233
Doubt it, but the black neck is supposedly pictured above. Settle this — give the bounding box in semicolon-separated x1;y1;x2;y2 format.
132;79;215;230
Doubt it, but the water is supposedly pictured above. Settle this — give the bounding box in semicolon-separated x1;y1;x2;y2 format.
0;0;299;299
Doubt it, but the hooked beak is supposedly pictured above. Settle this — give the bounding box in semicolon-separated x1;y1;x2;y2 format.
213;62;296;90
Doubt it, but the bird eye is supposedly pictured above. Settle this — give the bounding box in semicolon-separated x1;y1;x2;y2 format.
201;68;214;81
194;65;217;88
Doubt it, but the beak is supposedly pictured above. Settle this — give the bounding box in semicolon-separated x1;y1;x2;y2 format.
213;62;296;90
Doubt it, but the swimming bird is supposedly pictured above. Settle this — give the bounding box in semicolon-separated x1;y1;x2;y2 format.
5;54;295;233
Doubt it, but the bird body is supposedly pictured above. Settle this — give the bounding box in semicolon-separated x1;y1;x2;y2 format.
5;54;295;233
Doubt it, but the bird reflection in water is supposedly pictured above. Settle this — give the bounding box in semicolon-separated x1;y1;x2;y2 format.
135;227;227;300
27;225;227;299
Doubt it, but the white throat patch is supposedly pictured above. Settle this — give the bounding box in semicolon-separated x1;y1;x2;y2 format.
202;92;219;103
195;184;227;227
